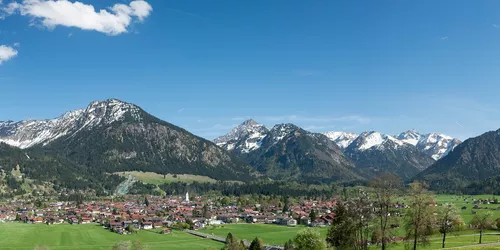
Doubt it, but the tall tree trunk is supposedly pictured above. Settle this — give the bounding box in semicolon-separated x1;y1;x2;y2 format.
479;230;483;244
442;231;446;248
381;209;386;250
413;228;418;250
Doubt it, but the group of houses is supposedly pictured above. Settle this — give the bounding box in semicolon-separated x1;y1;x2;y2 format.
0;192;416;234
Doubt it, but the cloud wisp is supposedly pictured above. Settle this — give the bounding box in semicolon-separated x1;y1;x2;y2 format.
4;0;152;35
0;45;18;64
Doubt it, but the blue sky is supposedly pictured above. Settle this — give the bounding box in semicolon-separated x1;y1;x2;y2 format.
1;0;500;140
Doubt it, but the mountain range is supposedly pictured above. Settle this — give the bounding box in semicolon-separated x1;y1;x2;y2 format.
214;120;460;181
7;99;498;195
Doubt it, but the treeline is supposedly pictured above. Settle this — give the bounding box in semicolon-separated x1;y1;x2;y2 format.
465;175;500;195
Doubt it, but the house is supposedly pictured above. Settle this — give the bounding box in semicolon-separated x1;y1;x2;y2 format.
142;222;153;230
81;217;91;224
277;217;297;226
299;216;310;225
162;228;171;234
284;218;297;226
33;217;44;224
110;221;122;230
208;219;223;226
311;220;326;227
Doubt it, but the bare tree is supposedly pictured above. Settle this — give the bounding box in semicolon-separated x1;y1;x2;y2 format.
405;181;436;250
369;174;403;250
471;211;494;244
438;203;463;248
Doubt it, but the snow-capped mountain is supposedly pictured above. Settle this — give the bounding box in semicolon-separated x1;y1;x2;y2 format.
322;132;359;149
214;119;269;153
346;131;407;152
345;131;435;180
215;121;360;182
396;130;461;160
0;99;142;149
0;99;253;188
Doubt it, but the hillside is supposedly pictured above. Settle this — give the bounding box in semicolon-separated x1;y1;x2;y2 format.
0;99;254;194
415;129;500;191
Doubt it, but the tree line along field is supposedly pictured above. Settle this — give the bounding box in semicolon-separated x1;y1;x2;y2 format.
0;223;223;250
201;223;500;249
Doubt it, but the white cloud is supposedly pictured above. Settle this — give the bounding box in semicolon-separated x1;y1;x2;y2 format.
3;2;20;15
13;42;20;47
440;36;448;40
5;0;152;35
0;45;18;64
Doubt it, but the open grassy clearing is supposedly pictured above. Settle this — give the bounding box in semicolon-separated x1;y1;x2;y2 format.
199;223;328;245
435;195;500;224
0;223;222;250
114;171;218;185
389;233;500;249
200;223;500;249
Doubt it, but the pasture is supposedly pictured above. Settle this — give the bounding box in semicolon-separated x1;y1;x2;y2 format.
199;223;328;245
0;223;222;250
435;194;500;224
115;171;217;185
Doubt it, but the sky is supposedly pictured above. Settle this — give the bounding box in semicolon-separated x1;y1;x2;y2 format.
1;0;500;140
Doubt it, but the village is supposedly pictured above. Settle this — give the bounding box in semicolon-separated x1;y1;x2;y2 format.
0;192;342;235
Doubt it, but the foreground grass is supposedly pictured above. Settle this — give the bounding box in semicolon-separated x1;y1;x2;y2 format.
199;223;328;245
388;233;500;249
0;223;222;250
115;171;218;184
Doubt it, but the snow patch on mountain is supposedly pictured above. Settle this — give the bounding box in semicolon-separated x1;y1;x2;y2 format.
0;99;142;149
396;130;461;160
351;131;407;151
214;119;269;153
270;123;299;144
323;131;359;149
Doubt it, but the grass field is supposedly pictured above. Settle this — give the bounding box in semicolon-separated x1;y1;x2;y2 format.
390;233;500;249
199;223;328;245
200;223;500;249
435;195;500;225
0;223;223;250
115;171;217;185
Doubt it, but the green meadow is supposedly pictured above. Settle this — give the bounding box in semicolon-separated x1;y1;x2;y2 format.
200;223;328;246
0;223;222;250
435;194;500;224
115;171;218;185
